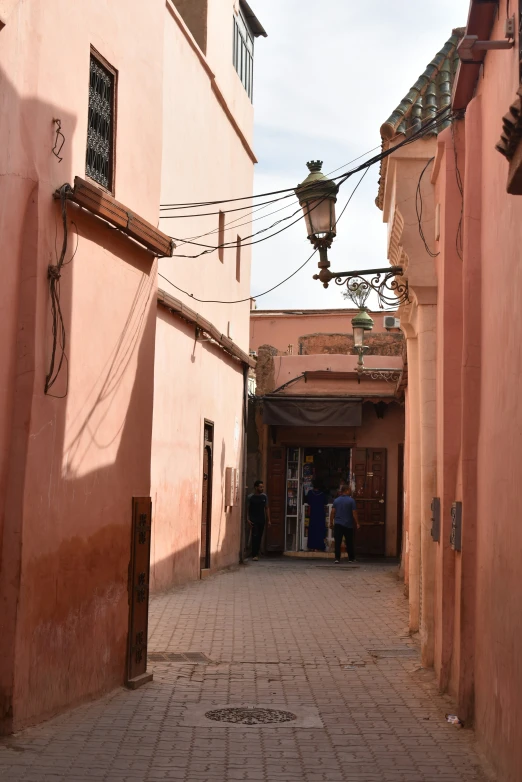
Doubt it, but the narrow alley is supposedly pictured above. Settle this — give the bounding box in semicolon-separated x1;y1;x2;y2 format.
0;560;491;782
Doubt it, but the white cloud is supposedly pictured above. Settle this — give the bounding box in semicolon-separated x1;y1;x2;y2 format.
250;0;470;310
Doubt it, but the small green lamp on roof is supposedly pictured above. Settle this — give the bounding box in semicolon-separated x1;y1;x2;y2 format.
345;279;374;346
351;307;374;347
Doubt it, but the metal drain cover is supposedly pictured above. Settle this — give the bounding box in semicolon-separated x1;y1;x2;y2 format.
205;707;297;725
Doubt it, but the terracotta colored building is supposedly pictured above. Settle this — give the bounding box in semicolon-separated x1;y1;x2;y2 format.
377;4;522;778
0;0;263;731
0;0;169;731
249;309;405;559
151;0;264;590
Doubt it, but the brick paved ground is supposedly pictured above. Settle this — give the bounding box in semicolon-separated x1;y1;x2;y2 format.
0;559;493;782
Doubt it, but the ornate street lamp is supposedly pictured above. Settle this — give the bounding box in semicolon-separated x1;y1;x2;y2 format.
346;283;401;384
295;161;409;308
295;160;339;283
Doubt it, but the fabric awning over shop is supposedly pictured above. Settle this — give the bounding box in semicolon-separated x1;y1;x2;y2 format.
262;396;362;427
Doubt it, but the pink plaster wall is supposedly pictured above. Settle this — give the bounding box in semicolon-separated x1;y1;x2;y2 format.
159;1;253;349
429;3;522;777
432;127;464;694
464;6;522;777
251;309;394;354
0;0;163;729
402;387;410;584
151;312;244;590
150;0;256;590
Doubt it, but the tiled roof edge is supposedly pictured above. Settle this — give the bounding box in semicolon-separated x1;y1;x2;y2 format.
375;28;464;211
380;29;464;141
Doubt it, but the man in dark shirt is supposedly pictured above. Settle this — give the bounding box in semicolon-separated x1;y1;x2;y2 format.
330;484;359;563
247;480;270;561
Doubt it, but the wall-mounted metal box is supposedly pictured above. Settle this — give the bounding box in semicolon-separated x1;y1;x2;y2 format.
225;467;239;508
431;497;441;542
450;501;462;552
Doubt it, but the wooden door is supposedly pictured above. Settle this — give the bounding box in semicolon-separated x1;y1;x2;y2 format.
126;497;153;689
200;422;213;570
353;448;386;557
265;446;286;552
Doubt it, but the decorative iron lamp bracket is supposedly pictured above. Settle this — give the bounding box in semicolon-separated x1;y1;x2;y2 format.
313;264;410;309
352;345;401;384
355;367;402;384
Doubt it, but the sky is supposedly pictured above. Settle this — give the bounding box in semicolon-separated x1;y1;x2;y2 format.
249;0;471;311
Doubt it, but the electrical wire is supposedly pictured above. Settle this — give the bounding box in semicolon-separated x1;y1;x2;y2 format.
45;184;73;396
168;202;306;252
160;192;294;216
324;145;383;177
161;143;392;250
159;144;383;218
163;112;456;259
416;158;439;258
159;107;454;211
160;172;350;210
451;118;464;261
158;168;369;305
52;118;65;162
165;110;456;259
172;198;305;250
159;250;317;305
166;167;343;258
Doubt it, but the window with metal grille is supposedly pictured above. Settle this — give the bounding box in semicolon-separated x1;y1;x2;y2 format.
86;51;116;191
232;8;254;101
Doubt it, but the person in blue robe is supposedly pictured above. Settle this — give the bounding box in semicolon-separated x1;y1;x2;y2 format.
305;481;327;552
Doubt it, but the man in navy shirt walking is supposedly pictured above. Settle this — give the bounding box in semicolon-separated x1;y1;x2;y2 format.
247;480;270;561
330;484;359;563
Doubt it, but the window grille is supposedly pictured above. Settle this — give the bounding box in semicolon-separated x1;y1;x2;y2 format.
233;9;254;101
86;53;116;190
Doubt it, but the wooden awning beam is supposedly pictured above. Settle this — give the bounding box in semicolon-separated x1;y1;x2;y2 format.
158;288;256;368
57;177;175;257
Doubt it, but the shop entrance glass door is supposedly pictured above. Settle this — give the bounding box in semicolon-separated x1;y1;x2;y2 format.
284;446;352;553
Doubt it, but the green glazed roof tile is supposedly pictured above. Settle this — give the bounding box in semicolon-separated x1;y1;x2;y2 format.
376;28;464;210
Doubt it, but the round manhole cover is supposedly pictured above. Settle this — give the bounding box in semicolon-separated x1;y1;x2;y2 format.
204;707;297;725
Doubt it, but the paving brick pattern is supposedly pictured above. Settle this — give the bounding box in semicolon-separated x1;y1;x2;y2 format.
0;560;492;781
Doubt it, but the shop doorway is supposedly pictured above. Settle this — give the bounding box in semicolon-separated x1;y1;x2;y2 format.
266;444;388;556
285;446;351;553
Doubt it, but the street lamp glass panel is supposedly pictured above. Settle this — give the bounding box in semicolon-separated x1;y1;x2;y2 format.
353;326;365;347
303;198;336;240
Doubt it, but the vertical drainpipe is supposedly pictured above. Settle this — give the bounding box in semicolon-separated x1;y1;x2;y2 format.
239;362;249;564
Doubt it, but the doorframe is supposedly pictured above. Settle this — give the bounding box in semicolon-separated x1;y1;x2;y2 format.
397;443;404;559
201;419;214;572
